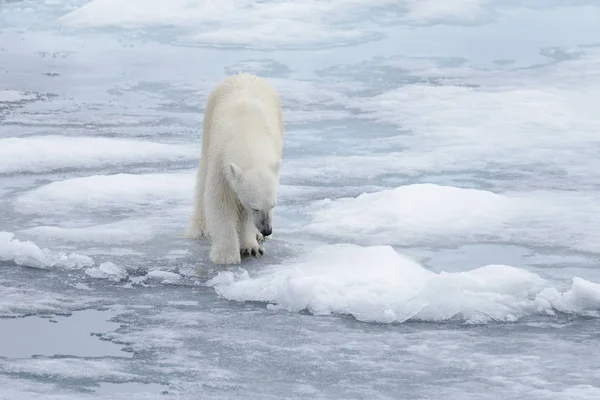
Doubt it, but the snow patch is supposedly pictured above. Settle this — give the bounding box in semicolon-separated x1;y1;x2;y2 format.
21;222;157;244
302;184;600;254
304;184;526;246
14;171;194;215
14;171;336;217
0;231;94;270
0;136;197;175
207;244;600;324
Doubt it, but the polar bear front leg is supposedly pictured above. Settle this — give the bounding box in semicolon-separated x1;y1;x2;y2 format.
205;189;241;265
240;209;264;257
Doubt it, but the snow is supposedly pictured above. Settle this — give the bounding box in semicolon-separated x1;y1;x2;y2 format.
14;172;194;215
0;231;94;270
302;184;600;253
12;171;323;216
207;244;600;324
20;223;157;245
0;136;197;175
305;184;522;245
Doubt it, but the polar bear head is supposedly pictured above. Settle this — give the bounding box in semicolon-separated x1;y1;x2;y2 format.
229;161;281;237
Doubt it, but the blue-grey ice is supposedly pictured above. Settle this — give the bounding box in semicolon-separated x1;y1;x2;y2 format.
1;0;600;399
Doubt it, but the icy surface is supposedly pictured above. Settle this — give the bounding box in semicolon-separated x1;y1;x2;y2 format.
1;0;600;398
0;90;37;103
85;262;128;282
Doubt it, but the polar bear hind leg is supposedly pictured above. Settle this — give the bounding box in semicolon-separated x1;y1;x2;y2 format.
186;162;209;240
186;86;219;240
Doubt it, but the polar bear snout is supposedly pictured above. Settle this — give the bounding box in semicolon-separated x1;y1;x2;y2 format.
255;211;272;237
259;225;272;237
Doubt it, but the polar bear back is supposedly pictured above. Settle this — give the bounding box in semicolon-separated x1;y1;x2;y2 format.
205;73;284;174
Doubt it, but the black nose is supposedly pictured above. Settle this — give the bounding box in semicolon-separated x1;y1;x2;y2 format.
261;227;272;237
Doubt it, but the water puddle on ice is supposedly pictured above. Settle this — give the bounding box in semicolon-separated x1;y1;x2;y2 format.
0;309;128;358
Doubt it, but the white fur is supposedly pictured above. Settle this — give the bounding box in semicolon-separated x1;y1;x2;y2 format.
186;73;284;265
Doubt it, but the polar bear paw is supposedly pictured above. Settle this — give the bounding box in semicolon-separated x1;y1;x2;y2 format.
241;234;264;257
240;244;264;257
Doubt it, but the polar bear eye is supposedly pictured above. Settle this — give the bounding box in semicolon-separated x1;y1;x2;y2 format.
251;208;259;212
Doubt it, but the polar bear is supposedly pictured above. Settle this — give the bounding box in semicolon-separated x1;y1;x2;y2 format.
186;73;284;265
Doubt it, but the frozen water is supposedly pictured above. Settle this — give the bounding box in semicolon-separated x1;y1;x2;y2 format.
0;309;126;358
58;0;486;49
1;0;600;398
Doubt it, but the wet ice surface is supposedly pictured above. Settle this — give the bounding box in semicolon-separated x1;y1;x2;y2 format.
1;0;600;399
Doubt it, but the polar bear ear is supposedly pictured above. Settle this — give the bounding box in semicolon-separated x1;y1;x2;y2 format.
229;163;243;182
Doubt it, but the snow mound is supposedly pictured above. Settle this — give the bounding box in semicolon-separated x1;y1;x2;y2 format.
0;232;94;270
303;184;600;253
207;244;600;324
21;223;156;244
14;172;194;215
14;170;333;217
0;136;197;175
305;184;526;246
